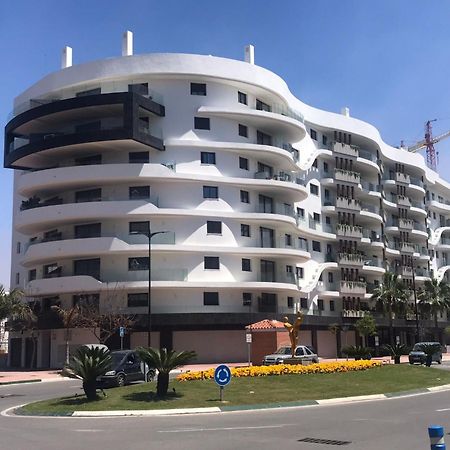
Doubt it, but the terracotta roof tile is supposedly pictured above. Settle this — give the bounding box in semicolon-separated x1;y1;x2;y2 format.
246;319;286;330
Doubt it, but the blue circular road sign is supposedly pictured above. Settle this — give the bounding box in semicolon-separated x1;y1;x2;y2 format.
214;364;232;387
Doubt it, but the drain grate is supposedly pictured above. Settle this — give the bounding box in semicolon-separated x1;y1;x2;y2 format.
297;437;351;446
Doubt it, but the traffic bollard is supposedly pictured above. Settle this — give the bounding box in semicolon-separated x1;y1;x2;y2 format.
428;425;446;449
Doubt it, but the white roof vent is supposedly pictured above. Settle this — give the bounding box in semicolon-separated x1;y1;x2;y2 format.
245;45;255;64
341;107;350;117
61;46;72;69
122;30;133;56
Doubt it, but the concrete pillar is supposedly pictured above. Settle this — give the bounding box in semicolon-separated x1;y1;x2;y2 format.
61;46;72;69
245;45;255;64
122;30;133;56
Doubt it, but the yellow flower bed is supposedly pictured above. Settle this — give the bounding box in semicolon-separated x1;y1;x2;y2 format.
177;360;382;382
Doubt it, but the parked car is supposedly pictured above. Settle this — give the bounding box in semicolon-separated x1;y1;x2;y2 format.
263;345;319;365
408;342;443;365
96;350;155;387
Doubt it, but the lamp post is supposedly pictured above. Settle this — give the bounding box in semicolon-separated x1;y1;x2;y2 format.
131;223;169;348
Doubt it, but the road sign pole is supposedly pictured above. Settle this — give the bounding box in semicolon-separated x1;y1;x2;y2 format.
120;336;124;350
214;364;232;402
220;386;224;402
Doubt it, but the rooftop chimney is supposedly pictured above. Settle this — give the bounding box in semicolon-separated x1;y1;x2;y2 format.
61;46;72;69
245;45;255;64
341;107;350;117
122;30;133;56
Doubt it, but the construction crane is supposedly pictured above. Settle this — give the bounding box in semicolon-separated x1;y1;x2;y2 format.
406;119;450;171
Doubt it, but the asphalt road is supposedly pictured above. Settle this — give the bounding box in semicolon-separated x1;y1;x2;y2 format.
1;378;450;449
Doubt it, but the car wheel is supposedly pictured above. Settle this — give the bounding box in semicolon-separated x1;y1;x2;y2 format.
146;370;156;382
116;373;126;387
313;358;319;363
438;359;442;365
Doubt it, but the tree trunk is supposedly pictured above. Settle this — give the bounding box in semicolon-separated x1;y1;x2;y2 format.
156;372;169;397
83;381;98;401
434;313;440;342
389;306;394;345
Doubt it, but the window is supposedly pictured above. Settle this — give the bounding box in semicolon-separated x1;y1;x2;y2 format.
75;154;102;166
194;117;210;130
129;186;150;200
128;83;149;95
241;224;250;237
313;213;320;222
328;272;334;283
73;294;99;309
296;267;304;278
76;87;101;97
243;292;252;306
190;83;207;96
256;99;271;112
318;299;324;311
75;188;101;203
239;157;249;170
322;135;328;146
44;263;61;278
287;297;294;308
285;234;292;246
28;269;36;282
15;273;20;285
257;130;272;145
323;162;329;173
330;300;335;311
310;129;317;140
312;159;318;168
242;258;251;271
300;298;308;309
324;189;330;200
129;152;149;163
204;256;220;269
127;293;148;307
310;184;319;195
203;185;218;199
207;221;222;234
16;242;21;254
286;265;293;273
297;208;305;218
75;223;101;239
238;91;247;105
204;292;219;305
433;212;437;219
240;190;250;203
129;221;149;235
74;258;100;279
128;257;149;271
312;241;321;252
201;152;216;164
295;347;305;356
238;124;248;138
325;216;331;225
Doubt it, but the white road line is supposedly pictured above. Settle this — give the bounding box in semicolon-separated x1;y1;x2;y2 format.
158;424;289;433
436;408;450;412
74;429;102;432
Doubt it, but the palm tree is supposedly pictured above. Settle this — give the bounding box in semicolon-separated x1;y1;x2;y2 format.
136;347;196;397
418;278;450;341
371;272;408;345
0;285;25;321
67;346;112;400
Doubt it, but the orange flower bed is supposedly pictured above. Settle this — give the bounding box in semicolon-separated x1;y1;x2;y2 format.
177;360;382;381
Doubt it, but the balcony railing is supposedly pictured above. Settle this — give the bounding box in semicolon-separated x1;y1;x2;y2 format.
254;171;305;186
342;310;369;318
360;181;381;192
340;280;367;294
336;196;361;211
399;218;414;229
410;177;424;188
338;253;365;266
335;224;363;238
334;168;361;184
392;194;411;207
395;172;410;184
332;142;359;158
358;149;378;163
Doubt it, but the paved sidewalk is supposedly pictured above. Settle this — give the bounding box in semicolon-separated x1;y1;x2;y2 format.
0;370;64;385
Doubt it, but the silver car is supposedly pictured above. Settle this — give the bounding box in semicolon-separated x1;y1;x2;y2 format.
263;345;319;365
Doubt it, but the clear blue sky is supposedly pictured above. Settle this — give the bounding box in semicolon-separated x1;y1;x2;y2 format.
1;0;450;289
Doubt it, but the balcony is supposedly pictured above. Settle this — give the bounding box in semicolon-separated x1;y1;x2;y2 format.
336;196;361;211
340;280;367;294
397;242;416;253
335;224;363;238
254;170;305;186
333;142;359;158
334;169;361;184
360;181;381;193
394;195;411;207
395;172;410;184
342;310;369;318
358;149;379;163
399;218;414;230
338;252;365;266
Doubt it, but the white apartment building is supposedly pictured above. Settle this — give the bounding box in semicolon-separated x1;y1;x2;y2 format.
4;38;450;367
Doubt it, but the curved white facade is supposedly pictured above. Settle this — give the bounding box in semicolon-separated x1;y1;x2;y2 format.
5;50;450;367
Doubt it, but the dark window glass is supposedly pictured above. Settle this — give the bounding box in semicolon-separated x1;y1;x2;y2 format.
257;130;272;146
129;152;149;163
238;91;247;105
190;83;207;96
194;117;210;130
239;157;249;170
204;256;220;269
296;267;304;278
241;224;250;237
256;99;271;112
128;83;149;96
313;213;320;222
128;257;149;271
76;87;101;97
74;258;100;279
312;241;321;252
240;190;250;203
312;159;318;168
297;208;305;218
207;221;222;234
129;221;149;235
243;292;252;306
300;298;308;309
201;152;216;164
28;269;36;282
73;294;99;309
328;272;334;283
258;292;277;312
127;293;149;307
75;121;101;133
16;242;21;254
129;186;150;200
287;297;294;308
242;258;251;271
318;299;324;311
323;162;329;172
75;188;102;203
310;129;317;140
75;154;102;166
330;300;335;311
310;184;319;195
322;135;328;146
75;223;101;239
43;263;61;279
260;260;276;282
285;234;292;246
203;186;218;199
239;124;248;137
203;292;219;305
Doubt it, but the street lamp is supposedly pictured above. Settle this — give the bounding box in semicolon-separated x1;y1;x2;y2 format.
131;223;169;348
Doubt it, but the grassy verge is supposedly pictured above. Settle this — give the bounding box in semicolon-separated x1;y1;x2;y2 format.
19;365;450;415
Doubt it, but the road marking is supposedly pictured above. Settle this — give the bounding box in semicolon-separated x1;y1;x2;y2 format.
436;408;450;412
74;429;102;432
158;424;289;433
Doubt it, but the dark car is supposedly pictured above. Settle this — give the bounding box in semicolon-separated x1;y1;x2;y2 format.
96;350;155;387
408;342;443;365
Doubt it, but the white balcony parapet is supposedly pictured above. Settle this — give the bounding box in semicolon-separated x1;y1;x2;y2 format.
335;224;363;238
338;253;365;266
336;196;361;211
340;280;367;294
333;142;359;158
334;168;361;184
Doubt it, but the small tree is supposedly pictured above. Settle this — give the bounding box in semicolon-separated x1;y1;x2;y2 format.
354;314;377;347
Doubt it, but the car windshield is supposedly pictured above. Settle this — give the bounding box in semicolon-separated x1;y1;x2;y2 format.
412;344;424;352
274;347;291;355
110;352;128;367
